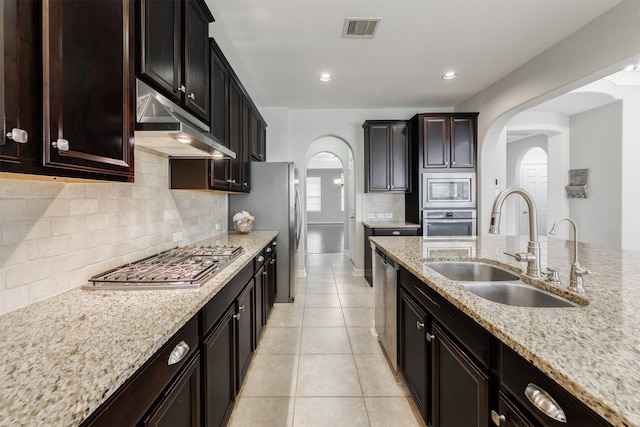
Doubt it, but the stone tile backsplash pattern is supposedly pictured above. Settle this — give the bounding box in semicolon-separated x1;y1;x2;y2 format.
0;148;228;314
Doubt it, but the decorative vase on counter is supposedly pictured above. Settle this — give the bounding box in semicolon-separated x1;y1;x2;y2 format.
234;220;253;233
232;210;254;234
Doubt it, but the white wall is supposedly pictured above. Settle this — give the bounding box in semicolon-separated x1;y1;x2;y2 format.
619;85;640;251
0;148;228;314
570;101;623;248
457;0;640;233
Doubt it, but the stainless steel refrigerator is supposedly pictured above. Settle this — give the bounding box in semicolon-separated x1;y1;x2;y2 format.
229;162;301;302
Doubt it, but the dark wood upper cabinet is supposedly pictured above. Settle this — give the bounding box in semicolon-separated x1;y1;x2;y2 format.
227;79;243;191
250;110;266;161
138;0;213;123
42;0;134;181
418;114;477;170
363;120;410;192
1;0;32;167
210;39;229;146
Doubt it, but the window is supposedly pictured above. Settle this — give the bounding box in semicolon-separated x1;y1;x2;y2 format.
306;177;321;212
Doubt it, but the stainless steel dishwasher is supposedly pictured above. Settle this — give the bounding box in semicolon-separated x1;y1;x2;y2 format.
373;247;399;371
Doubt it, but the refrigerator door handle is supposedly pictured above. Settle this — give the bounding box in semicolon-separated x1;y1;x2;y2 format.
294;185;302;249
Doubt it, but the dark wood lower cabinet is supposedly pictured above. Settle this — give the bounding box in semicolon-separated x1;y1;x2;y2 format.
203;305;237;427
399;289;429;420
254;264;266;343
432;322;489;427
142;354;201;427
236;280;255;389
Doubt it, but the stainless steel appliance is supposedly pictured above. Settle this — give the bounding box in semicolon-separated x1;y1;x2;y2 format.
84;245;243;290
373;248;399;371
423;173;476;208
423;210;477;237
229;162;300;303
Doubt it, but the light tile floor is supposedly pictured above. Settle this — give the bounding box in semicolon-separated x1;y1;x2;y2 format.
228;253;426;427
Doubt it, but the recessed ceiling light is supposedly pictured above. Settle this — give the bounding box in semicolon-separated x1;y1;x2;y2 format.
318;73;332;82
442;71;457;80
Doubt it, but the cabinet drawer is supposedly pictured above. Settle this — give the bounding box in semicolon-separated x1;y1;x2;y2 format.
203;262;253;334
371;228;419;236
84;315;199;426
500;344;611;426
400;267;490;368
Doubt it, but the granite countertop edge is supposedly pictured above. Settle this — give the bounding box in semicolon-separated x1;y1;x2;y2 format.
362;221;420;228
0;230;277;427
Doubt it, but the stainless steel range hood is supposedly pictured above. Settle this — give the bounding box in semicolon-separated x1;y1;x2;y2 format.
134;79;235;159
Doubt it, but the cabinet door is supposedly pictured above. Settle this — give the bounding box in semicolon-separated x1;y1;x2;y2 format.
450;117;475;168
210;45;229;146
422;117;449;168
399;289;429;421
267;249;277;310
241;98;251;192
258;120;267;162
254;265;266;343
210;157;229;190
389;122;410;191
203;305;237;427
227;80;243;191
236;281;255;389
432;322;489;427
143;354;201;427
43;0;134;181
495;392;536;427
1;0;21;164
138;0;181;102
367;124;390;191
183;0;210;122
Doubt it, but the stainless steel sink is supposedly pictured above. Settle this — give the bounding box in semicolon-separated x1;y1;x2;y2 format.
426;261;520;282
458;282;578;307
425;261;579;308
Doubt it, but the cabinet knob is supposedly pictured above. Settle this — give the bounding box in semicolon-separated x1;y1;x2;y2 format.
239;305;246;312
445;161;449;166
490;410;506;426
392;231;400;235
266;247;272;253
177;85;186;93
416;321;424;330
257;255;265;262
263;271;267;276
426;333;435;342
52;138;70;152
227;179;236;184
233;313;241;320
167;341;189;366
188;92;196;100
6;128;28;144
243;182;248;187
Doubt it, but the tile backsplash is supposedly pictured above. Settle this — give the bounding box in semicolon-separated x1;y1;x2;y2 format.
0;148;228;315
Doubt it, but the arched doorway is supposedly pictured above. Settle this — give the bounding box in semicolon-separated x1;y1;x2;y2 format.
301;137;356;263
306;152;345;253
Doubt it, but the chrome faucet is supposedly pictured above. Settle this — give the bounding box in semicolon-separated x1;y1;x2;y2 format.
488;187;541;277
548;218;589;293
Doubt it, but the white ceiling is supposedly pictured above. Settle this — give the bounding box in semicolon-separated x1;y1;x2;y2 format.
206;0;623;109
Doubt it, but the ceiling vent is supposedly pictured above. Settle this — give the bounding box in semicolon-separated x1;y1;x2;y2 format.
342;18;380;39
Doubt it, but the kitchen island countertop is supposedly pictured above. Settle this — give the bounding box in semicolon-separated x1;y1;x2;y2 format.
362;220;420;229
0;230;277;427
370;234;640;427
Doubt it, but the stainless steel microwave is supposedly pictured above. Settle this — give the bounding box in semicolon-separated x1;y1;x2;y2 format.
422;173;476;208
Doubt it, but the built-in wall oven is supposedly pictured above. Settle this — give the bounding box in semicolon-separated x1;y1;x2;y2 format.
423;173;476;208
423;210;476;237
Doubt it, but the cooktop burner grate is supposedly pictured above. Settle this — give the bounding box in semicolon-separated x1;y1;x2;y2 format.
84;245;243;290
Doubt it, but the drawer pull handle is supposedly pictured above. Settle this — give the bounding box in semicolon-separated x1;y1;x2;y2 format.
392;231;400;235
416;321;424;330
524;383;567;423
491;410;506;426
426;333;435;342
167;341;189;366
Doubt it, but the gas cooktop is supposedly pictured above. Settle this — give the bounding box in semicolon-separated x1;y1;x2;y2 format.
83;245;243;290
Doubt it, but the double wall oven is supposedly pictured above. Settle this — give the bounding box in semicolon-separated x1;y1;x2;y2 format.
422;173;477;237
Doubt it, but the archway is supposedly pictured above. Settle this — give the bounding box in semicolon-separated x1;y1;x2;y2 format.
302;136;355;264
306;152;345;254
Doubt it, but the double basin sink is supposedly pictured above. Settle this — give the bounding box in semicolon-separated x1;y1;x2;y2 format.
426;262;580;308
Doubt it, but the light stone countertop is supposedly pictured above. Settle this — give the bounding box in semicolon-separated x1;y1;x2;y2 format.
362;221;420;228
0;230;277;427
370;234;640;427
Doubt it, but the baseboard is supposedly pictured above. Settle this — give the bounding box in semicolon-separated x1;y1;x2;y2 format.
352;267;364;277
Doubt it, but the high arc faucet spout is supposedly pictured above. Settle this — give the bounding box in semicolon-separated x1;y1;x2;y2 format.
488;187;541;277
